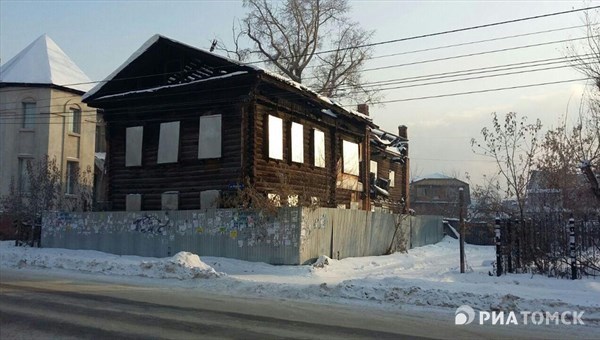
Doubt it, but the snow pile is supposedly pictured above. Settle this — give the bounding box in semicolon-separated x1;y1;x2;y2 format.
0;243;222;280
312;255;332;268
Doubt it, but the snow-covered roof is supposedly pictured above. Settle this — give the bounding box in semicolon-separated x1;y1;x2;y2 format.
0;34;92;93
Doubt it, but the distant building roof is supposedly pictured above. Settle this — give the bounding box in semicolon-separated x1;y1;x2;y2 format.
411;173;469;186
0;34;92;93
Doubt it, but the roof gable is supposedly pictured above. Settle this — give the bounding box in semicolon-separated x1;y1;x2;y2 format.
83;35;258;102
0;34;92;93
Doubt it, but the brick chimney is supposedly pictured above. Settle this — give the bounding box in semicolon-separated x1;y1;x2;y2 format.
398;125;408;139
357;104;369;116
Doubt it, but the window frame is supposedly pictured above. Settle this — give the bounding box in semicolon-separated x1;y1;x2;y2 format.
290;122;304;164
22;101;36;129
18;157;32;193
313;129;326;168
268;115;283;160
65;161;79;195
68;106;82;134
342;140;360;176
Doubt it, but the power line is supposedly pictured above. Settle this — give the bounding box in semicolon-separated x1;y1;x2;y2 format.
330;55;593;93
359;36;590;74
245;5;600;62
366;24;590;61
367;78;590;104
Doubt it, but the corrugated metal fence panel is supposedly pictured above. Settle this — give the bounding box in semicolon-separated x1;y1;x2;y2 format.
410;215;444;248
299;208;406;263
42;208;301;264
42;209;443;265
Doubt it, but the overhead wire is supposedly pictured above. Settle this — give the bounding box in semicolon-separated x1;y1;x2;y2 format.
1;6;596;94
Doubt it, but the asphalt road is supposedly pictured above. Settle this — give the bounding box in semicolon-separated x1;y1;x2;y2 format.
0;268;597;339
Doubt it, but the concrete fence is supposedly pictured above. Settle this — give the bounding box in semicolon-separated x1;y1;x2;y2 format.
42;208;444;265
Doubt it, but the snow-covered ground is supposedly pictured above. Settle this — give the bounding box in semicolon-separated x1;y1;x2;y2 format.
2;237;599;325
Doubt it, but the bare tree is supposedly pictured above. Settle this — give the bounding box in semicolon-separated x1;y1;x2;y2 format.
467;174;505;221
564;11;600;201
471;112;543;220
0;156;93;243
220;0;377;103
539;109;600;208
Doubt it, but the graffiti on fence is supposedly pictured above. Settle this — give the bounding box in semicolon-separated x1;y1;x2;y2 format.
131;214;172;235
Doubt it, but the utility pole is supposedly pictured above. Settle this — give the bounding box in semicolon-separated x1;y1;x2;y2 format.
459;187;465;273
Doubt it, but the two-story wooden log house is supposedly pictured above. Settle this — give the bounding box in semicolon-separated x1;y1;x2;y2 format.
83;35;382;211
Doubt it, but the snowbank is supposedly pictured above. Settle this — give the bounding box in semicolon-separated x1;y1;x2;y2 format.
2;238;599;323
0;242;223;280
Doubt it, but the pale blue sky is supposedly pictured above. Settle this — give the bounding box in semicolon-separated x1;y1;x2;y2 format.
1;0;594;188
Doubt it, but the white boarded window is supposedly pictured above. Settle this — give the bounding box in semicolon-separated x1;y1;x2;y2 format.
126;126;143;167
314;129;325;168
291;122;304;163
198;114;222;159
158;121;180;164
342;140;359;176
370;160;378;176
268;115;283;160
389;170;395;187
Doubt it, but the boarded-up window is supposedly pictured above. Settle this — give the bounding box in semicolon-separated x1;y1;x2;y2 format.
342;140;359;176
126;194;142;211
161;191;179;210
158;121;180;164
291;122;304;163
314;129;325;168
389;170;395;187
268;115;283;160
370;160;378;176
200;190;220;209
198;114;222;159
126;126;143;167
